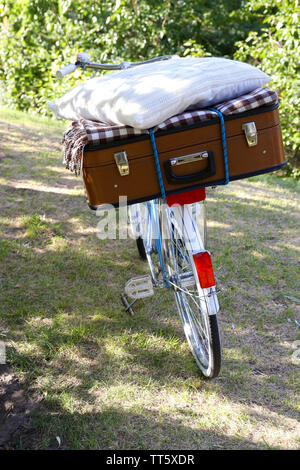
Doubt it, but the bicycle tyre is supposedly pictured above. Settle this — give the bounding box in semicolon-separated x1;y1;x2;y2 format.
162;204;222;379
136;236;147;260
134;201;161;284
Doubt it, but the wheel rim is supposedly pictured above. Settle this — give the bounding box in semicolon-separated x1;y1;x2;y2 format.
139;201;161;285
163;206;214;376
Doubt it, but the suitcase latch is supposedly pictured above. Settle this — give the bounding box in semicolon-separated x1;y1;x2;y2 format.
114;151;129;176
242;122;257;147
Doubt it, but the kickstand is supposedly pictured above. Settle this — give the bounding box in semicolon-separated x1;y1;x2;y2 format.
121;293;137;316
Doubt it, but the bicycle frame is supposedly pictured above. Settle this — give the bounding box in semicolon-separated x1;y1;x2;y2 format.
129;199;219;316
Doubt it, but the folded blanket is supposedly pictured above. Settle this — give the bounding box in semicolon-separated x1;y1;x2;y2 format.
62;87;278;176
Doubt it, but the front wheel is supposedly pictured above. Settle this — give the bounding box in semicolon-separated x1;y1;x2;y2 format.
136;236;147;260
130;201;161;284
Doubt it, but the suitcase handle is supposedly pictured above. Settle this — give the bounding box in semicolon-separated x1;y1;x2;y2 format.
164;151;216;184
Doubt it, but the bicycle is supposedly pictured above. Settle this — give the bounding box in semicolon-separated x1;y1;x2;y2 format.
56;53;222;379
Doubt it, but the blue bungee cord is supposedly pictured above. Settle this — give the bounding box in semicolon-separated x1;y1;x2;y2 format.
148;109;229;288
148;128;166;201
148;108;230;198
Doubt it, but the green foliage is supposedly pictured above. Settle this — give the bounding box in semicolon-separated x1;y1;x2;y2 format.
235;0;300;177
0;0;253;114
0;0;299;175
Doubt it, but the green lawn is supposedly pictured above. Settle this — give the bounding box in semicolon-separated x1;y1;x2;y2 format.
0;106;299;449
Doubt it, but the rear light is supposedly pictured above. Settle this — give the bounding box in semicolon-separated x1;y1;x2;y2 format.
193;251;215;288
166;188;206;206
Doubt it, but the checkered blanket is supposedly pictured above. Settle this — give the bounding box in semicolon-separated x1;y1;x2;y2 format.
62;87;278;175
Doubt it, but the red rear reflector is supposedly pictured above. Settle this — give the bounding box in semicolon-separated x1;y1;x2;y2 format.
166;188;206;206
193;251;216;288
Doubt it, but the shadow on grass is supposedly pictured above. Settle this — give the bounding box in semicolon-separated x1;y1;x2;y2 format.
2;216;299;435
29;405;266;450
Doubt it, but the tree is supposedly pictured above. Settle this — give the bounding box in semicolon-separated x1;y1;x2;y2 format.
0;0;253;114
235;0;300;176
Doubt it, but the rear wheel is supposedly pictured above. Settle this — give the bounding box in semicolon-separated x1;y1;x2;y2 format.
130;199;222;378
162;204;221;378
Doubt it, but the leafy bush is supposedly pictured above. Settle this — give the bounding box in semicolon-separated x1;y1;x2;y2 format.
235;0;300;177
0;0;298;175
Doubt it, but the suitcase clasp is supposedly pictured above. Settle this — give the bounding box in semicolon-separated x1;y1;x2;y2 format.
114;151;130;176
242;122;257;147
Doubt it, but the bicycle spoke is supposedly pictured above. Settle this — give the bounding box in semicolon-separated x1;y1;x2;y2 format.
134;199;221;378
162;202;221;377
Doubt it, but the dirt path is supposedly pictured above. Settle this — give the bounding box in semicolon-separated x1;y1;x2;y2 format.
0;365;40;449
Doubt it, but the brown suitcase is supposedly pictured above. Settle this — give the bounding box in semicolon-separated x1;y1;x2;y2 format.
82;103;286;207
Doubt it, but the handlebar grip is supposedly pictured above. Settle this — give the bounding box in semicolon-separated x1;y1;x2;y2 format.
56;64;76;78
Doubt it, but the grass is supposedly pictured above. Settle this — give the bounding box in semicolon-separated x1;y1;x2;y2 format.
0;106;299;449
